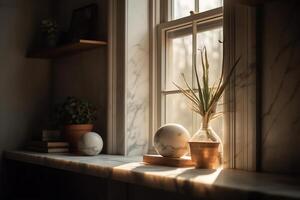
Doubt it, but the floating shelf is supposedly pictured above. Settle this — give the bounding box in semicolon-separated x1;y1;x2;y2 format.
27;39;107;59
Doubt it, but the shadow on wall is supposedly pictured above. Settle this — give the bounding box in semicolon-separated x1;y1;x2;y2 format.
0;0;53;196
261;0;300;175
52;0;108;152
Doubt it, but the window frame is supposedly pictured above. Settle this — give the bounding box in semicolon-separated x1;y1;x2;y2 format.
149;1;258;170
149;5;224;154
161;10;224;136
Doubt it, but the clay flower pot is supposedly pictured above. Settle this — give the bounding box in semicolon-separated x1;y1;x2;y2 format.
189;142;220;169
64;124;93;153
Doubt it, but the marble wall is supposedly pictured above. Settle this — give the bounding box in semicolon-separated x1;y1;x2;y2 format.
125;0;150;156
261;0;300;175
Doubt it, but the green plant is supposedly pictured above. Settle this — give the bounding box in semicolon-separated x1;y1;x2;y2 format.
40;19;59;47
55;97;97;125
41;19;58;36
174;47;240;128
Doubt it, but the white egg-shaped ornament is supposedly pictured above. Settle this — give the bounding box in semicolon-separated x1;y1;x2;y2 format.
154;123;190;158
78;132;103;156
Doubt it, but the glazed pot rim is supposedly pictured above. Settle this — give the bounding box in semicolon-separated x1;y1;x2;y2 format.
189;142;220;149
64;124;94;129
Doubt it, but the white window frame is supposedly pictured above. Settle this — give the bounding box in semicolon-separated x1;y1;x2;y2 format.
159;9;224;137
149;2;224;153
149;0;258;171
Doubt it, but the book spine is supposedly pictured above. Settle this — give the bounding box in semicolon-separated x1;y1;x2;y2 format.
27;147;69;153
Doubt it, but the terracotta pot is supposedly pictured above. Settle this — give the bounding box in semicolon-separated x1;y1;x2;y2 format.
189;142;220;169
64;124;93;153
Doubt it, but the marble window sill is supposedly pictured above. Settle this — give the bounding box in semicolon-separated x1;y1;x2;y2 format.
4;150;300;200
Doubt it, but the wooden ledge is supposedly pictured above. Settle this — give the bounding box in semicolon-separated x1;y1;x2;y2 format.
27;40;107;59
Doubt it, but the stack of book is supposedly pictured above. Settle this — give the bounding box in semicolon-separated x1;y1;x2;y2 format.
34;130;63;142
27;141;69;153
27;130;69;153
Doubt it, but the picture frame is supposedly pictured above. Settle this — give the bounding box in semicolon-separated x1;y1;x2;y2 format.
68;4;98;42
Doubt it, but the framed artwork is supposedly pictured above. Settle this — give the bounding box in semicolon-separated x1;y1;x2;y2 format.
68;4;98;41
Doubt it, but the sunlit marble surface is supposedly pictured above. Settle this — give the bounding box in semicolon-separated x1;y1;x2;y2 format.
125;0;149;156
5;151;300;200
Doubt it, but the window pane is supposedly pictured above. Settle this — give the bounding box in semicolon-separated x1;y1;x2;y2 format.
193;94;223;139
165;93;223;139
173;0;195;20
211;102;224;140
196;26;223;139
196;26;223;86
165;93;193;134
165;29;192;91
198;0;223;13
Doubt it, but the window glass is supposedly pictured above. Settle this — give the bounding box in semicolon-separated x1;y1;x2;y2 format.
198;0;223;13
172;0;194;20
196;26;223;87
172;0;223;20
165;93;193;133
165;28;192;91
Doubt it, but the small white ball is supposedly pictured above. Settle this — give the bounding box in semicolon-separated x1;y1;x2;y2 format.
78;132;103;156
154;123;190;158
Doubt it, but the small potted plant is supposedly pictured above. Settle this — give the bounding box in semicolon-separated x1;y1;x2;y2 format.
55;97;97;152
40;19;59;48
174;46;240;168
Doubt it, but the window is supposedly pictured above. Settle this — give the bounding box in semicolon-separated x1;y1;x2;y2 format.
108;0;257;170
156;2;224;141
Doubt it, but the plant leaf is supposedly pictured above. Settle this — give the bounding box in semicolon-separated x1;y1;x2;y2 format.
208;56;241;113
173;82;204;115
194;52;205;113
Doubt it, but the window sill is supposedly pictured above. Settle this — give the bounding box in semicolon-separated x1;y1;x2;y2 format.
4;150;300;200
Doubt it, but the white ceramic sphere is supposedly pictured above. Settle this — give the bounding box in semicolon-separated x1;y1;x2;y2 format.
154;123;190;158
78;132;103;156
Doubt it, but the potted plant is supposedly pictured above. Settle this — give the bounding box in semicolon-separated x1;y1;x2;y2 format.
174;20;240;168
40;19;59;48
55;97;97;152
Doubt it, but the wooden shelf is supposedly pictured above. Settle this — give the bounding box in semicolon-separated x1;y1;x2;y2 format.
27;39;107;59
